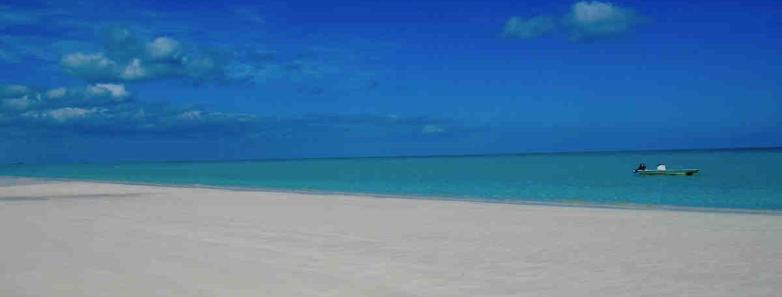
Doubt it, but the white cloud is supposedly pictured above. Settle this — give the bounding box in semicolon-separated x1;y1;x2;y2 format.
565;1;642;41
46;88;68;99
1;84;131;113
503;16;556;39
59;28;225;83
2;96;33;110
2;85;456;141
177;110;202;120
502;1;643;42
44;107;98;122
120;58;149;80
60;53;120;81
0;83;253;134
21;107;101;123
86;84;130;99
145;37;182;61
0;85;35;111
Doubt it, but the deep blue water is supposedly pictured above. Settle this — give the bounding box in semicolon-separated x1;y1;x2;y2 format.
2;149;782;211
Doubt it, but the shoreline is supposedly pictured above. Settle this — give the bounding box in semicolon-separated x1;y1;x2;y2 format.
2;175;780;216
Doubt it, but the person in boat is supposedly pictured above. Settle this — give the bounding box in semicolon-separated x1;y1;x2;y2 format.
635;163;647;172
656;164;667;171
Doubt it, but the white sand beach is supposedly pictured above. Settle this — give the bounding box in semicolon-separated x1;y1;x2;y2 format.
1;180;781;297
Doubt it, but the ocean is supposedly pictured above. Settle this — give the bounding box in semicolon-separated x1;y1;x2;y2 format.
2;148;782;211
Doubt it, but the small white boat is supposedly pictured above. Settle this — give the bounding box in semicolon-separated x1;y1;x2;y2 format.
634;169;700;176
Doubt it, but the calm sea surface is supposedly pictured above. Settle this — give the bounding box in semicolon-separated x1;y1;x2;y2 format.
2;149;782;211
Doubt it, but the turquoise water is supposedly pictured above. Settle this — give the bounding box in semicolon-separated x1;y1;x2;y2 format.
2;149;782;211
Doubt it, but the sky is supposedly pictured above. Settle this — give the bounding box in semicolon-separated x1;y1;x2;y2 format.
1;0;781;163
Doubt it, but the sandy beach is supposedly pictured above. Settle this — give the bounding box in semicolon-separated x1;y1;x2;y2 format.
1;179;781;297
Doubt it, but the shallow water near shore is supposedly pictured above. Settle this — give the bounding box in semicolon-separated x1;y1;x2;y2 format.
2;148;782;211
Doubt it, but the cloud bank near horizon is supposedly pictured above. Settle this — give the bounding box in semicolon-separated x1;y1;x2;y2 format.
0;83;254;135
0;82;453;141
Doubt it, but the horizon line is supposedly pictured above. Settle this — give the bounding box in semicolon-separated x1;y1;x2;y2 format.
5;145;781;166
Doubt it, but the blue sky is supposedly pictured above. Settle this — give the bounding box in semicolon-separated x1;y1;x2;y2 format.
1;0;780;162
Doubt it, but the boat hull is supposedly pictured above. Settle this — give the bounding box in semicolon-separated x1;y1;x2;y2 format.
635;169;700;176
